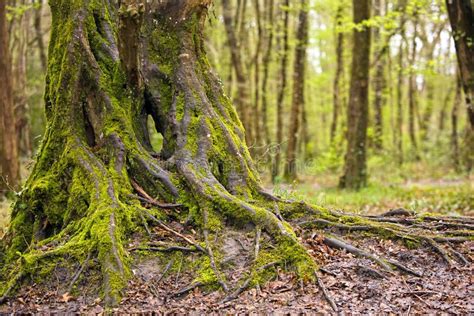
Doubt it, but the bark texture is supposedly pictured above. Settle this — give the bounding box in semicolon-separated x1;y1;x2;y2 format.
339;0;371;189
285;0;308;181
446;0;474;129
272;0;290;182
330;4;344;144
372;0;385;151
0;1;20;193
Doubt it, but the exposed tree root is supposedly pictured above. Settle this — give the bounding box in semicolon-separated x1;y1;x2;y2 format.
322;236;393;271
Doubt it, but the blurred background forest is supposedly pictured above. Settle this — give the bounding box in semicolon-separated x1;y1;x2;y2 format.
0;0;473;234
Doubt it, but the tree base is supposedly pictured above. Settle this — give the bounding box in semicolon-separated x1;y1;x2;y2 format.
1;184;472;310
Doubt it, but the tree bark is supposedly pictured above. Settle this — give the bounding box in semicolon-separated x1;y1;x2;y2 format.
407;14;419;159
272;0;290;182
284;0;309;182
339;0;371;190
34;0;47;71
372;0;385;152
330;4;344;144
0;0;20;193
11;0;32;158
261;0;274;149
446;0;474;129
451;73;462;170
253;0;263;151
395;4;407;165
222;0;252;144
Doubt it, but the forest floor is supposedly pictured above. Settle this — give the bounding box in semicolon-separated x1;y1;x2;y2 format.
1;233;472;314
0;163;473;314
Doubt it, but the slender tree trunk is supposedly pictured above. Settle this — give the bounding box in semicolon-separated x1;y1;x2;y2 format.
253;0;263;151
438;86;453;134
272;0;290;182
339;0;371;190
11;0;32;158
446;0;474;129
372;0;385;152
0;0;20;193
451;74;462;170
222;0;252;144
284;0;308;182
407;14;419;158
34;0;47;71
396;28;406;164
261;0;274;149
330;4;344;144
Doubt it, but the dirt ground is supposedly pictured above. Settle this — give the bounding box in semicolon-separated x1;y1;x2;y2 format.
1;234;472;314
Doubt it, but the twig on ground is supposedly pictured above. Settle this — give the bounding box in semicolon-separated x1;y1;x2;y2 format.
203;228;229;292
140;208;206;253
130;180;182;209
254;227;261;261
156;259;174;284
220;262;278;304
386;259;422;277
173;282;203;297
315;270;339;312
129;245;197;252
68;252;91;293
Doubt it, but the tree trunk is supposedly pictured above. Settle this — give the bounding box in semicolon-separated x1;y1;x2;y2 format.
253;0;263;151
0;0;20;193
272;0;290;182
261;0;274;149
0;0;313;305
451;74;462;170
407;14;419;159
11;0;32;158
446;0;474;129
285;0;309;182
395;0;407;165
372;0;385;152
1;0;471;309
34;0;47;71
330;4;344;144
222;0;252;144
339;0;371;190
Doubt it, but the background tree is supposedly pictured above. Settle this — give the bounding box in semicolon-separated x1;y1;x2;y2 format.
446;0;474;128
272;0;290;182
330;3;345;144
285;0;309;181
0;0;20;194
339;0;372;189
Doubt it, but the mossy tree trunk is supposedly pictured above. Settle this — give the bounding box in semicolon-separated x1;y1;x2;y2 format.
0;0;307;305
1;0;472;309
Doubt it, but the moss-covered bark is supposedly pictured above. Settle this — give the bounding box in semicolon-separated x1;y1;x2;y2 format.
0;0;472;309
